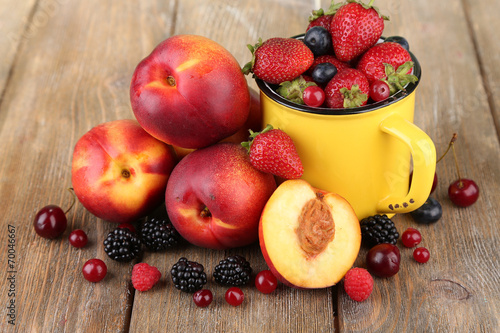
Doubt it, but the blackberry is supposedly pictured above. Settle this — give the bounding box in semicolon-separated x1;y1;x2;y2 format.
171;258;207;293
360;214;399;248
139;213;181;252
213;255;252;286
103;228;141;262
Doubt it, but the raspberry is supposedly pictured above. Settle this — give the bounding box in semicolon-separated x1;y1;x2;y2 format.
343;268;373;302
131;263;161;291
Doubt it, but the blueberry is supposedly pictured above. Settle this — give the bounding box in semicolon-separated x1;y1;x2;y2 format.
410;197;442;224
311;62;337;84
385;36;410;52
304;26;332;56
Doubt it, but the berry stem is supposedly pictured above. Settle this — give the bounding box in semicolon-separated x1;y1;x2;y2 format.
436;133;457;163
368;0;375;7
64;187;76;215
451;140;463;188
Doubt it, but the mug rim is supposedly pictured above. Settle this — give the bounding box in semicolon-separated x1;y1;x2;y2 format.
256;35;421;115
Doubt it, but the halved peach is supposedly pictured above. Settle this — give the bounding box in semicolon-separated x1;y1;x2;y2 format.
259;179;361;289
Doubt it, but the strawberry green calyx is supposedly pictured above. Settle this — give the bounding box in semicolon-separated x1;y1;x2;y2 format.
383;61;419;94
242;38;263;75
346;0;389;20
309;8;324;22
277;76;317;105
241;124;274;152
324;1;344;16
340;85;368;108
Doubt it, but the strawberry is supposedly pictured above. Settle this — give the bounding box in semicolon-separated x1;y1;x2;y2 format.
131;263;161;292
329;0;389;62
356;42;418;94
242;125;303;179
324;68;369;108
277;76;317;105
306;2;344;31
242;37;314;85
307;55;350;75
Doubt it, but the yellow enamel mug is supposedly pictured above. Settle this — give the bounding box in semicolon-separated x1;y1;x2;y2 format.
257;48;436;220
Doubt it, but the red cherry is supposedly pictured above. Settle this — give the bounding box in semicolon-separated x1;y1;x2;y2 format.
448;178;479;207
369;80;390;102
193;289;213;308
409;171;437;195
303;86;325;107
33;205;67;239
366;243;401;278
69;229;88;248
255;270;278;294
82;259;107;282
225;287;244;306
117;223;136;233
413;247;430;263
401;228;422;248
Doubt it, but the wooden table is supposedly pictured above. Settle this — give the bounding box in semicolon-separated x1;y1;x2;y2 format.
1;0;499;332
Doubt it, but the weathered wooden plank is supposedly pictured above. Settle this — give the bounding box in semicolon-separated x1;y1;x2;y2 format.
337;0;500;332
0;0;176;332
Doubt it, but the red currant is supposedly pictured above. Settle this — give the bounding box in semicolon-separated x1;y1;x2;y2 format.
33;205;67;239
117;223;136;233
69;229;88;248
448;178;479;207
401;228;422;248
225;287;244;306
82;259;107;282
413;247;430;263
193;289;213;308
255;270;278;294
303;86;325;107
369;80;390;102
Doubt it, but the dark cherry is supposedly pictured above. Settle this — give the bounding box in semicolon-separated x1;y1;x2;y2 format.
384;36;410;51
409;171;438;195
366;243;401;278
117;223;136;233
225;287;244;306
304;26;332;56
413;247;430;263
69;229;88;248
448;178;479;207
369;80;391;102
311;62;337;84
410;197;442;224
82;259;107;282
255;270;278;294
33;205;67;239
193;289;213;308
401;228;422;248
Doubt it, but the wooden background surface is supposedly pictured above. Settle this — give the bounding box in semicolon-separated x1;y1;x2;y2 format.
0;0;499;332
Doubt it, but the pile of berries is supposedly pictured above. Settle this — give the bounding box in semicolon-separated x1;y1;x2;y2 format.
243;0;418;109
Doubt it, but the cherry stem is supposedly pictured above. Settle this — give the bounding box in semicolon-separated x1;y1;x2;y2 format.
64;188;76;215
451;142;463;188
436;133;458;163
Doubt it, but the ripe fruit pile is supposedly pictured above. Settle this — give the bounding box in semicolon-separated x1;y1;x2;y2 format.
243;0;418;108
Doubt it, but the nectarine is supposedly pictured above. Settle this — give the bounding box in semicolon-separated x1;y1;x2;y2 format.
259;179;361;289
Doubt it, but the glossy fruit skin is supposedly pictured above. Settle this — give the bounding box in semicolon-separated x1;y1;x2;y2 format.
311;62;337;84
82;259;107;282
401;228;422;248
118;223;136;233
366;243;401;278
69;229;88;248
410;197;442;224
448;178;479;207
193;289;213;308
225;287;244;306
33;205;67;239
255;270;278;294
304;26;333;57
324;68;370;108
369;80;390;102
409;171;437;195
385;36;410;51
308;55;350;75
303;86;326;107
307;12;334;32
413;247;430;263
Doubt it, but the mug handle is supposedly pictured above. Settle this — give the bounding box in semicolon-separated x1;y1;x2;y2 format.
376;114;436;214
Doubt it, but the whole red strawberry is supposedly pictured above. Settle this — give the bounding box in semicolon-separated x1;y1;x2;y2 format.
242;125;303;179
132;263;161;292
329;0;388;62
356;41;418;93
242;37;314;85
307;55;350;75
325;68;369;108
306;2;344;31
